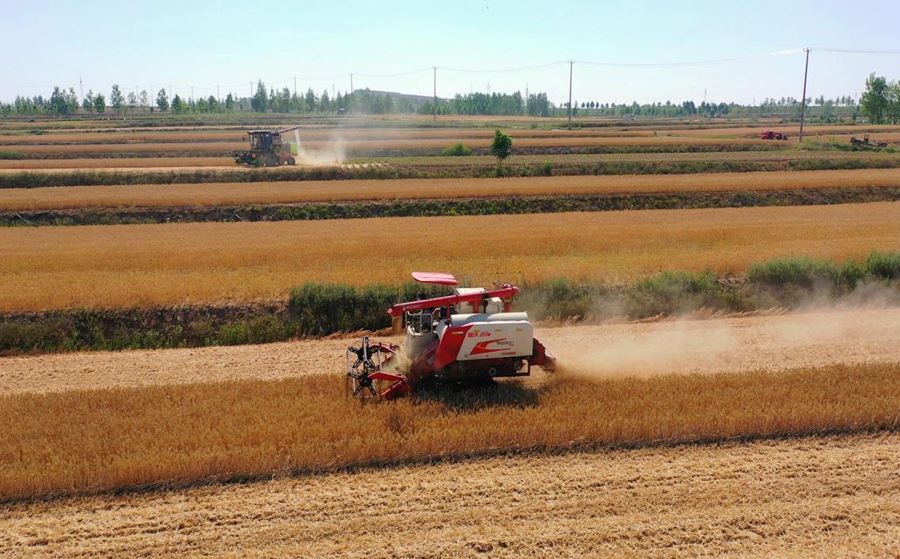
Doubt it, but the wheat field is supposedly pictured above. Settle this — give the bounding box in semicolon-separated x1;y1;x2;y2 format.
1;362;898;501
1;169;898;211
2;431;896;558
1;202;898;312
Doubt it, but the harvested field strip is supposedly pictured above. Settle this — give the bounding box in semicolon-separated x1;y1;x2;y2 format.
3;169;899;211
0;128;659;145
372;150;900;165
4;123;900;145
0;157;234;169
1;362;899;501
10;141;244;154
677;123;900;137
1;432;897;558
4;152;900;188
1;203;898;312
2;308;899;396
3;150;897;171
6;137;778;155
6;187;899;227
3;150;880;171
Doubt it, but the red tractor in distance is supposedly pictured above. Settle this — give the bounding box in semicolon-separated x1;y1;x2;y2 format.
761;130;789;140
345;272;556;401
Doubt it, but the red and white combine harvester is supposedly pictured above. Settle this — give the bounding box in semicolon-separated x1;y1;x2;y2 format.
346;272;556;401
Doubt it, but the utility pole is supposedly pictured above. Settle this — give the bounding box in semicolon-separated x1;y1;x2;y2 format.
525;82;529;115
799;48;811;143
249;81;253;100
293;77;297;98
567;60;574;127
79;77;83;106
190;86;194;104
350;73;354;94
433;67;437;122
217;85;221;107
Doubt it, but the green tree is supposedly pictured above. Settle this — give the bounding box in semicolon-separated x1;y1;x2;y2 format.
110;85;125;116
489;129;513;165
861;73;889;124
172;94;187;114
126;91;137;114
93;93;106;114
82;90;95;114
139;90;149;108
156;88;169;112
49;86;70;115
886;81;900;124
251;79;268;112
225;93;235;111
305;88;317;113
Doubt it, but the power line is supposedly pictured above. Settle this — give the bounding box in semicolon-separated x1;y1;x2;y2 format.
812;47;900;55
354;67;432;78
439;60;567;74
575;48;804;68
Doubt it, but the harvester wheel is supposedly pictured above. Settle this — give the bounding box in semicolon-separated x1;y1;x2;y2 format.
287;157;296;165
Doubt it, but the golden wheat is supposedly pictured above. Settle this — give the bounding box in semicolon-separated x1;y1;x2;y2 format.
0;203;897;312
0;169;898;211
0;362;898;501
1;431;895;558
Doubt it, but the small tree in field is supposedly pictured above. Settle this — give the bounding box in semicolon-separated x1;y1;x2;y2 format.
490;129;512;166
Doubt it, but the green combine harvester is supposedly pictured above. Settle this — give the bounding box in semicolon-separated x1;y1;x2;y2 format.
233;125;300;167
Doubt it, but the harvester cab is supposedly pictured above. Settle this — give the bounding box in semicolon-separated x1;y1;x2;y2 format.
233;125;300;167
346;272;556;401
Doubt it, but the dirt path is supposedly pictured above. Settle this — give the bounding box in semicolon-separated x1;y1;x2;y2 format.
2;306;899;396
1;432;897;558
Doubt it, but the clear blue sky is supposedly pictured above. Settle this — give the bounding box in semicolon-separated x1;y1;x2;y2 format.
3;0;900;105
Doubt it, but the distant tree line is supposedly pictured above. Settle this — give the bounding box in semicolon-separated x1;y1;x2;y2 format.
0;77;874;122
860;73;900;124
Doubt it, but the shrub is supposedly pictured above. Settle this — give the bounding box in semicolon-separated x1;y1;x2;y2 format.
626;270;721;318
442;142;472;156
865;251;900;281
747;256;836;290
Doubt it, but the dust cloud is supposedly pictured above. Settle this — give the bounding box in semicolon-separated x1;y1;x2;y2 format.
293;128;347;165
543;306;900;382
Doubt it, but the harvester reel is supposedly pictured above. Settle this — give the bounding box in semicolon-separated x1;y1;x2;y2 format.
346;336;407;402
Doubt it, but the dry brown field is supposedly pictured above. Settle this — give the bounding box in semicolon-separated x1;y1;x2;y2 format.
2;307;897;395
0;157;234;170
3;122;899;145
4;149;897;173
4;136;775;157
2;431;897;558
1;202;897;312
2;169;899;211
0;128;659;145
